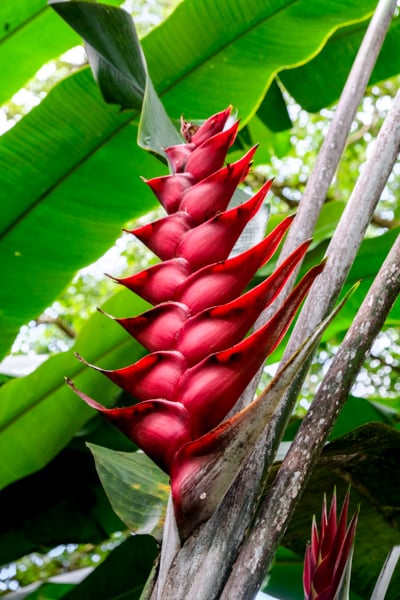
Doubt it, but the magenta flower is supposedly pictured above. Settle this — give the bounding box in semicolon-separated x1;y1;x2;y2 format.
67;107;325;536
303;489;359;600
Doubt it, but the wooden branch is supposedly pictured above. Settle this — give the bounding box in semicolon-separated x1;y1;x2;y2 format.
221;85;400;600
237;0;398;412
220;231;400;600
283;88;400;360
268;180;400;229
36;315;76;339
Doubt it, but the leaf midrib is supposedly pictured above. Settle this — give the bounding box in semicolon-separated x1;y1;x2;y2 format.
0;3;47;44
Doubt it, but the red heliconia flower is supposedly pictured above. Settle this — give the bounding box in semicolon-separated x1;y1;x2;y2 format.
67;106;326;537
303;489;359;600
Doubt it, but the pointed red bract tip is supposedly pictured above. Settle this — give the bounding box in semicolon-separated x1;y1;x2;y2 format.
184;120;240;181
303;489;358;600
143;173;193;214
181;106;232;145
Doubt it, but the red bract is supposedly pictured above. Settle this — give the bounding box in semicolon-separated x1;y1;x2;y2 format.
67;107;325;537
303;490;359;600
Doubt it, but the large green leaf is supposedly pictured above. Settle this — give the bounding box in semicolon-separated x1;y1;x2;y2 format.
0;418;129;565
280;15;400;112
0;0;388;358
0;289;149;490
0;0;79;105
0;83;164;358
0;0;125;105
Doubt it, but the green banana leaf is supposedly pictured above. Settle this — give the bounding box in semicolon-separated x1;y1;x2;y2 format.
280;15;400;112
0;423;126;565
0;0;126;105
0;289;149;490
0;0;391;358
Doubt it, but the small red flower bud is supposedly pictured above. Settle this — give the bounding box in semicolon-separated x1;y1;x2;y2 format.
303;490;359;600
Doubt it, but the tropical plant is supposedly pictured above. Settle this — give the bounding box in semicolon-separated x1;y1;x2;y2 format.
66;105;329;542
0;0;400;598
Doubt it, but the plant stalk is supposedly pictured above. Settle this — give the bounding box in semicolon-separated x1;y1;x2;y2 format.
220;230;400;600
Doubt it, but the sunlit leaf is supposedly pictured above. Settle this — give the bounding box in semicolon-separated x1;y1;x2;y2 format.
89;443;169;541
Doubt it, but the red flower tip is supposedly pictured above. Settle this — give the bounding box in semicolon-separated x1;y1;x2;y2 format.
180;106;232;144
304;489;359;600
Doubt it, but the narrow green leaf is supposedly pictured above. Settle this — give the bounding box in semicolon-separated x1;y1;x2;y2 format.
50;1;147;110
50;1;182;154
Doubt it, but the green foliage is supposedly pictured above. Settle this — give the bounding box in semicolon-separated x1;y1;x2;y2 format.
0;0;399;598
1;0;397;357
0;289;149;490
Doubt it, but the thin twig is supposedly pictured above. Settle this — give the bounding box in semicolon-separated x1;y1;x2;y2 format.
36;315;76;339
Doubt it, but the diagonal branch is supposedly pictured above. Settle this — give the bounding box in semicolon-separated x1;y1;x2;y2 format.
284;87;400;360
221;229;400;600
219;86;400;600
236;0;398;412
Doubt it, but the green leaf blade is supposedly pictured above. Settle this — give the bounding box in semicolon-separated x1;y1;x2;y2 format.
0;290;149;489
89;444;169;540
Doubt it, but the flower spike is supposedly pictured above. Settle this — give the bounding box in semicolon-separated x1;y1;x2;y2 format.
68;107;329;539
